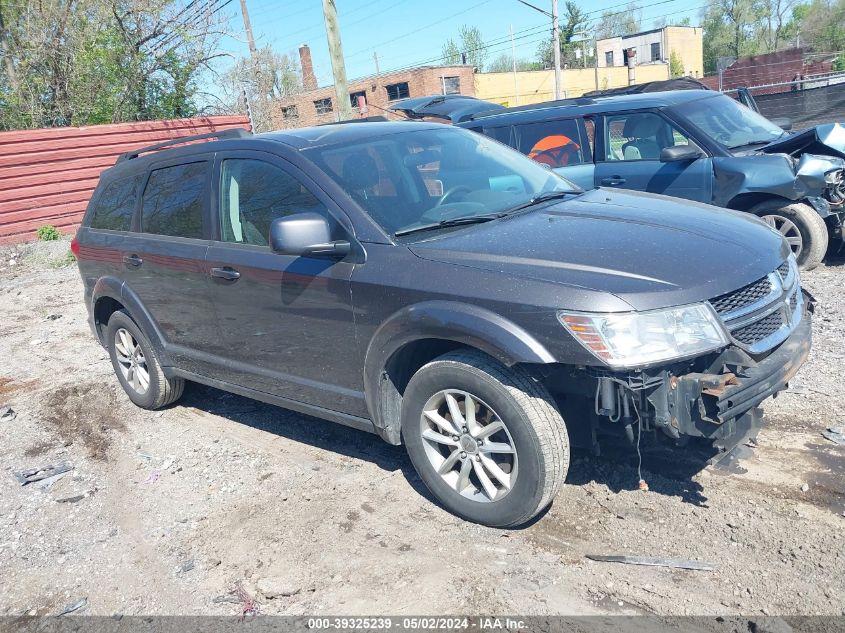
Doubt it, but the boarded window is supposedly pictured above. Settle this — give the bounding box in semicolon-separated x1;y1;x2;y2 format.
605;51;614;66
282;105;299;119
443;76;460;94
141;162;206;238
89;175;140;231
314;98;333;114
385;82;410;101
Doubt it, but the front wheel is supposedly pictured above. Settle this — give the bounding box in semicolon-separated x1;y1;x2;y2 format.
402;350;569;527
752;200;828;270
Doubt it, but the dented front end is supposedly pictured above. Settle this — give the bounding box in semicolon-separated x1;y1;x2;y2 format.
550;259;814;460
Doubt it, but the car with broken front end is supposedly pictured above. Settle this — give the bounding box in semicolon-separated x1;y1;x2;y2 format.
439;90;845;270
73;121;812;527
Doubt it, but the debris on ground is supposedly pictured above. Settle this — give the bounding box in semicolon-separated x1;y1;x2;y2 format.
0;406;16;422
256;576;303;600
57;597;87;616
55;490;94;504
585;554;717;571
13;463;73;486
821;427;845;446
234;583;259;619
801;483;810;492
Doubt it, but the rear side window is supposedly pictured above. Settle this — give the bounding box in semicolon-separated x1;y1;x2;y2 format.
513;119;587;168
89;176;140;231
141;162;207;238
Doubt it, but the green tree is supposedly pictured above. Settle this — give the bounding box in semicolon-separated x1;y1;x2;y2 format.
441;25;488;70
0;0;229;130
536;1;590;68
595;3;642;40
669;50;685;77
486;53;542;73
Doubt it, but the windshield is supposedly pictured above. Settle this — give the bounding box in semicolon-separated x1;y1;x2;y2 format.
676;94;785;149
302;126;579;237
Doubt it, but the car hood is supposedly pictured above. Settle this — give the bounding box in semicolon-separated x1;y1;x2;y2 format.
759;122;845;160
408;188;790;312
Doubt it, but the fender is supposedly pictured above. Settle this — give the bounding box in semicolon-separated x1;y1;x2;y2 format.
91;277;172;365
363;300;556;438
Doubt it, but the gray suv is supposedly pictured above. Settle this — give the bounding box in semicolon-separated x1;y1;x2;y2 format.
73;122;812;527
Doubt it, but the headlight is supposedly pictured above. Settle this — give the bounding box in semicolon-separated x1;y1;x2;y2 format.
558;304;728;368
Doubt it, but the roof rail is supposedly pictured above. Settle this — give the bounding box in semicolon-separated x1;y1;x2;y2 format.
318;115;388;126
116;128;251;163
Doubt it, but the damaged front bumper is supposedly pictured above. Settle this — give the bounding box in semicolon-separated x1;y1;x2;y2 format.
644;294;812;452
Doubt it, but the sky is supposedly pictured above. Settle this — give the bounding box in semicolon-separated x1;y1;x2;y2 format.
219;0;705;87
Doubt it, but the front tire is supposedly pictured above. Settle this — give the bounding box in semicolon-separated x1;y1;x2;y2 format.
106;310;184;410
752;200;828;270
402;350;569;527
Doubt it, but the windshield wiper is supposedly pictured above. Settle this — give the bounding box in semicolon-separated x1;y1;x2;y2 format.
500;190;573;214
393;213;504;237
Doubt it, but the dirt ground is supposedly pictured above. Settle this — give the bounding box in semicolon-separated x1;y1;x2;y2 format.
0;238;843;619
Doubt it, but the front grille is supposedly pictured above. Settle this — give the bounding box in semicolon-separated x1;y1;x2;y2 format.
709;260;800;353
733;311;785;345
710;276;773;316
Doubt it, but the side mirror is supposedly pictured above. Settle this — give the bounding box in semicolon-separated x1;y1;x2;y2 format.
660;144;702;163
770;117;793;131
269;213;350;258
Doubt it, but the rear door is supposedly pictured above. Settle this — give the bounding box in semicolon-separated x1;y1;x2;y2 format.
203;150;364;416
120;155;219;368
594;110;713;203
510;116;596;190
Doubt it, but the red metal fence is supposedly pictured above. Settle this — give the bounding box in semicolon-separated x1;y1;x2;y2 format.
0;115;251;245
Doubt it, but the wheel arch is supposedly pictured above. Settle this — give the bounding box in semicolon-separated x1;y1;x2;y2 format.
92;278;169;362
726;192;793;212
363;301;556;445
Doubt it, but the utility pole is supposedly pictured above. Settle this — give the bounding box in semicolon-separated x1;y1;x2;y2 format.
510;25;519;105
373;52;381;85
239;0;264;129
239;0;258;58
322;0;354;121
552;0;561;99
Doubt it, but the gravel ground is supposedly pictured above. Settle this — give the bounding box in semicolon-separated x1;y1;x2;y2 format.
0;239;843;619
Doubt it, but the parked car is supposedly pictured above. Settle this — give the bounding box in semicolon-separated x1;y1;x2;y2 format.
73;122;811;527
448;90;844;270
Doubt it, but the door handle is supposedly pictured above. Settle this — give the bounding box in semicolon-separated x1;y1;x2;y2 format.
210;266;241;281
122;254;143;268
601;177;626;186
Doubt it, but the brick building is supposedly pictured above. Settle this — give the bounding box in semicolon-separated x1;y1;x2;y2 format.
271;45;476;129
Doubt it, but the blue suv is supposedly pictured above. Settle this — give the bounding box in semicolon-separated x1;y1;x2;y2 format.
454;90;845;270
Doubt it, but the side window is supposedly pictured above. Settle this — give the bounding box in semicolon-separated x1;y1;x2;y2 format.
604;112;695;162
582;118;596;161
141;162;206;238
513;119;586;168
219;159;333;246
90;175;141;231
480;125;512;146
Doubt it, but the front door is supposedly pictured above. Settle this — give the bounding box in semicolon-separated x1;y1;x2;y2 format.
594;111;713;203
203;151;365;417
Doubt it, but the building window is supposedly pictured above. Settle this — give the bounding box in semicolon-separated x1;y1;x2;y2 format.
651;42;661;61
605;51;614;66
443;76;460;94
314;98;333;115
281;105;298;120
385;82;410;101
349;90;367;109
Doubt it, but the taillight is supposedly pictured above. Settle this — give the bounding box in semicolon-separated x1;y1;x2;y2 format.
70;236;80;257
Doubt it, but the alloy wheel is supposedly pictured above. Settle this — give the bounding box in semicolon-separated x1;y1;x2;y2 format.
114;328;150;395
761;214;803;258
419;389;518;503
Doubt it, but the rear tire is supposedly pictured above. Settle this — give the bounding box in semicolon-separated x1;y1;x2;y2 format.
106;310;184;410
751;200;828;270
401;350;569;527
